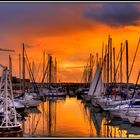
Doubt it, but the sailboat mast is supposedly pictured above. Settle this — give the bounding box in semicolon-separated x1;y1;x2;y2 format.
110;38;112;83
55;58;57;83
107;35;110;84
96;53;98;66
43;51;45;77
22;43;25;94
113;47;116;83
103;45;107;94
126;40;129;94
19;53;21;79
120;43;123;87
49;55;52;84
9;55;12;78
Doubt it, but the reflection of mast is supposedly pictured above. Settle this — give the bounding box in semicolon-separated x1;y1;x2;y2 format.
54;101;57;132
29;114;31;135
47;100;57;136
42;102;45;135
90;112;101;136
22;120;25;135
81;104;94;136
48;100;52;136
106;119;109;137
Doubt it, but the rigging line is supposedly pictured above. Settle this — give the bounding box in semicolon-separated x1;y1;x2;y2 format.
40;102;49;125
128;38;140;81
38;66;44;83
25;58;33;82
32;113;42;135
41;59;49;85
114;43;125;79
24;49;39;93
132;70;140;98
25;51;35;83
24;43;36;49
35;56;43;82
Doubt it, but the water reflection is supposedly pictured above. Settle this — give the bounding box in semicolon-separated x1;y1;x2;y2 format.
19;97;140;137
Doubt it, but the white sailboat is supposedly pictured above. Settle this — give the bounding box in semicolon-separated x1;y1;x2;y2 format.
83;64;103;104
91;75;104;107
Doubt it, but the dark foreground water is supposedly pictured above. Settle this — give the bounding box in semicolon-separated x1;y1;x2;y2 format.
18;96;140;138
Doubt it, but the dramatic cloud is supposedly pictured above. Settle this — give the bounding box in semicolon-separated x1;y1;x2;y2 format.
0;3;96;37
84;3;140;27
0;3;139;82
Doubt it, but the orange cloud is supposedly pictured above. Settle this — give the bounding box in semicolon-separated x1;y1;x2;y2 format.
0;3;140;83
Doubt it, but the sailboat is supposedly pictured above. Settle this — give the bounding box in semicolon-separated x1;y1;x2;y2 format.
91;73;104;107
18;44;41;108
82;64;103;104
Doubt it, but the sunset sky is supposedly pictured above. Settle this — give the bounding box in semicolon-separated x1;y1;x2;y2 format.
0;2;140;83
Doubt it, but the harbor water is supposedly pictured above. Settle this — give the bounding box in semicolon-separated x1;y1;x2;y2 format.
15;96;140;138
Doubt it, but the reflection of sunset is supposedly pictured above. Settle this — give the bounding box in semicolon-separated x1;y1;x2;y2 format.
23;98;96;137
22;97;140;137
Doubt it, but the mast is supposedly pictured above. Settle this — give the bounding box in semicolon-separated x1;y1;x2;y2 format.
107;35;110;84
43;51;45;78
126;40;129;94
113;47;116;83
103;45;107;94
110;38;112;83
96;53;98;66
22;43;25;94
88;53;93;83
49;55;52;84
99;57;102;67
120;43;123;87
9;55;12;78
19;54;21;79
55;58;57;83
19;53;22;91
32;61;35;77
102;42;104;65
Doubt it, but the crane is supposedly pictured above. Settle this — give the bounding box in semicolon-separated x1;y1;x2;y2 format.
0;48;21;131
0;63;21;131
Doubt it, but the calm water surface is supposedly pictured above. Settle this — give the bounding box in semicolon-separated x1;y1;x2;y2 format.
19;96;140;138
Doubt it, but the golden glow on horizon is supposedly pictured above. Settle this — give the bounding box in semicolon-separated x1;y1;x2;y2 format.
0;20;139;83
